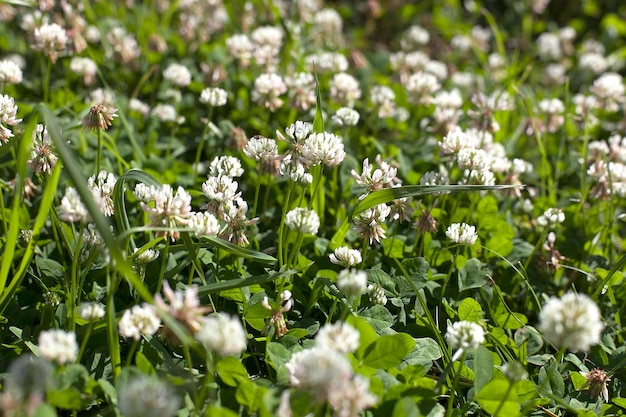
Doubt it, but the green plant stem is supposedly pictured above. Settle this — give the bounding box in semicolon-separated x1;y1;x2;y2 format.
251;168;263;219
156;239;170;294
76;321;95;364
194;108;214;175
196;351;217;409
106;270;122;378
277;182;294;267
286;233;303;268
68;224;85;332
445;350;466;417
96;129;102;175
441;245;460;298
43;58;51;103
125;339;140;366
492;380;514;417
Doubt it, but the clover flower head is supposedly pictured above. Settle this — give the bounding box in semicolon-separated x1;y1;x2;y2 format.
329;246;362;267
315;322;360;354
538;292;604;352
195;313;247;356
200;87;228;106
163;62;192;87
38;329;78;364
286;207;320;235
445;320;485;359
337;268;367;298
118;303;161;340
445;222;478;245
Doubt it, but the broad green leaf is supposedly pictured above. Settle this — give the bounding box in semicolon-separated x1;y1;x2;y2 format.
397;257;429;295
569;370;587;391
266;342;292;371
392;397;420;417
361;333;415;370
236;380;268;413
55;364;90;391
359;305;394;331
475;380;520;417
134;351;155;375
216;356;249;387
613;398;626;409
458;297;483;322
474;345;494;392
347;315;378;359
98;378;117;405
485;234;514;258
204;405;239;417
538;362;565;398
457;258;489;291
46;388;83;410
33;404;57;417
400;338;442;368
493;301;527;330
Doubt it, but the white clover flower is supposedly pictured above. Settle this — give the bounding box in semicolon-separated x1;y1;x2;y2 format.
252;73;287;111
208;155;243;178
537;207;565;228
162;63;192;87
128;98;150;116
370;85;396;118
69;57;97;85
33;22;67;62
538;292;604;352
199;87;228;106
284;120;313;142
315;322;360;354
300;132;345;167
445;320;485;360
329;72;361;106
38;329;78;364
0;94;22;144
279;155;313;185
28;123;57;175
243;136;278;161
226;34;253;65
58;187;91;224
440;127;476;156
133;183;152;202
329;246;362;267
337;268;367;298
457;148;489;171
332;107;360;126
590;72;624;111
285;207;320;235
401;24;430;49
195;313;247;356
81;223;106;248
202;175;241;205
88;170;117;217
154;281;212;334
150;103;180;123
188;211;220;237
118;303;161;340
285;347;353;400
87;88;116;107
140;185;193;241
305;52;348;73
404;71;440;105
327;374;378;417
445;222;478;245
78;302;105;321
367;283;387;305
133;248;160;264
0;60;23;85
286;72;316;111
118;376;180;417
353;204;391;244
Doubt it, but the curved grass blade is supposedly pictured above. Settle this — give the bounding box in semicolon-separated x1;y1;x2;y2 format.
38;104;153;303
330;184;521;250
113;168;162;249
203;235;276;265
197;269;297;296
0;112;36;294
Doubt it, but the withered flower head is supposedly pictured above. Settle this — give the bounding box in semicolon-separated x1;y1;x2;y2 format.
580;368;610;402
82;104;117;131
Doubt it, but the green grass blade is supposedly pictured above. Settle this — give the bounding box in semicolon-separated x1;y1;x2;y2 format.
203;235;277;265
0;162;62;315
38;104;154;304
312;72;324;134
197;269;296;296
0;113;36;292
